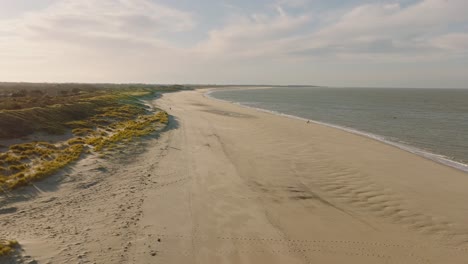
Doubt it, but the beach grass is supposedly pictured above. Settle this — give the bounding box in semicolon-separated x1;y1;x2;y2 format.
0;239;18;256
0;83;183;254
0;84;180;191
0;83;182;261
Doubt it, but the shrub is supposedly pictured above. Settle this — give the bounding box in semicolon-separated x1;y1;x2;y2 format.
8;164;27;172
4;155;22;164
65;120;94;129
0;240;18;256
0;86;173;191
9;143;35;152
67;138;86;145
72;128;94;136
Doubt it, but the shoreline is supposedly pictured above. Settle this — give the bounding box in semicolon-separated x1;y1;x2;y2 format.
205;87;468;174
150;89;468;263
2;89;468;263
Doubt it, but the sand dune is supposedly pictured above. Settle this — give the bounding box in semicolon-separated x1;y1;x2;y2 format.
2;88;468;263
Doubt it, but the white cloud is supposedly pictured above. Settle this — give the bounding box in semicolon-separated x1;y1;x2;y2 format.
330;0;464;37
190;0;468;62
0;0;195;49
290;0;468;59
0;0;466;87
195;10;310;57
276;0;310;8
0;0;196;82
432;33;468;51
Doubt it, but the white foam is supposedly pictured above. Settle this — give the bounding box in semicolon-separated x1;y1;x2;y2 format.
205;90;468;173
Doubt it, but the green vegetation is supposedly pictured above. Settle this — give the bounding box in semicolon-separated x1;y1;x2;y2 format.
86;111;168;151
0;110;168;190
0;240;18;256
0;84;182;249
0;83;182;139
0;83;184;191
72;128;95;136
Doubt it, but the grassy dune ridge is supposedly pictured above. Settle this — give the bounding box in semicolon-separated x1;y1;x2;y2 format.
0;84;179;139
0;83;180;257
0;84;179;192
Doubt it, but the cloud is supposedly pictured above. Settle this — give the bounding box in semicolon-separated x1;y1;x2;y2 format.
0;0;195;49
48;0;194;32
316;0;466;39
191;0;468;62
290;0;468;60
432;33;468;51
276;0;310;8
195;9;310;57
0;0;466;87
0;0;197;82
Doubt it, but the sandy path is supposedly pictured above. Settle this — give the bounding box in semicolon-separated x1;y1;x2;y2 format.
2;89;468;263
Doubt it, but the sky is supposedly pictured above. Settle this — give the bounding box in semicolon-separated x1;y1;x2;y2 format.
0;0;467;88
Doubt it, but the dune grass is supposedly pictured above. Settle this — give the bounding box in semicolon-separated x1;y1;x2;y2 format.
0;84;181;256
0;84;180;139
85;111;168;151
0;85;178;191
0;110;169;190
0;240;18;256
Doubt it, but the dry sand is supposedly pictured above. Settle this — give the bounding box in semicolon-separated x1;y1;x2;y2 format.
2;88;468;263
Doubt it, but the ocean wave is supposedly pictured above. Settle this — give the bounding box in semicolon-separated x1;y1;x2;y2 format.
205;90;468;173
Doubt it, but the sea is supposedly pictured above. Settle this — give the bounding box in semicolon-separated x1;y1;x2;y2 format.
209;87;468;173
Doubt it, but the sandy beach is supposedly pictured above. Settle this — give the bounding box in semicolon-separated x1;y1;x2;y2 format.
2;88;468;263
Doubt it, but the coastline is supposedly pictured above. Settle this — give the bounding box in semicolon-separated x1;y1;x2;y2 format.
149;89;468;263
206;87;468;173
2;89;468;263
